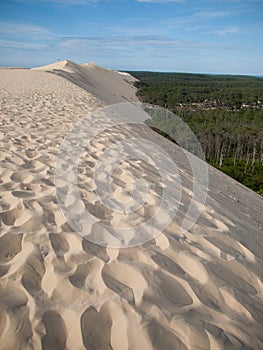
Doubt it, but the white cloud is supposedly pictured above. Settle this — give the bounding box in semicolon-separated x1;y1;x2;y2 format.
0;21;56;52
0;22;50;37
58;34;222;54
0;39;47;49
216;25;239;35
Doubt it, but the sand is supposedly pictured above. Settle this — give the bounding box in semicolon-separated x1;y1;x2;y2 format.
33;60;138;105
0;61;263;350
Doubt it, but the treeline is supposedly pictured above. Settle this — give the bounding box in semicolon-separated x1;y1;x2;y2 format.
128;71;263;195
146;108;263;194
131;71;263;109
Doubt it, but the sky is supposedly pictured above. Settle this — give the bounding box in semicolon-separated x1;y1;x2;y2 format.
0;0;262;74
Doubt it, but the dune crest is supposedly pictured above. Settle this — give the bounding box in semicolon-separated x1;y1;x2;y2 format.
33;59;138;105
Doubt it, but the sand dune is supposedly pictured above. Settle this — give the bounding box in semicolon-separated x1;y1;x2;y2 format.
0;62;263;349
33;60;138;105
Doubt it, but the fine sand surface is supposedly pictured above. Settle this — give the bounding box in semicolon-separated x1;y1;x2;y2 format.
33;60;138;105
0;62;263;350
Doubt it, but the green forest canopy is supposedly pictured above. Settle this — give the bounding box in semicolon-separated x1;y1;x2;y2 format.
131;71;263;108
128;71;263;195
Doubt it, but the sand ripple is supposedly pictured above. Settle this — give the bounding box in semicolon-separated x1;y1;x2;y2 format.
0;67;263;349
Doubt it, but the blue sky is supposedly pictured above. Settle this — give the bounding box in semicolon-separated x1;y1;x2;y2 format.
0;0;262;74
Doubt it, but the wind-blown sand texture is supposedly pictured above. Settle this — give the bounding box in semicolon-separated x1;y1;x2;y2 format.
33;60;138;105
0;62;263;350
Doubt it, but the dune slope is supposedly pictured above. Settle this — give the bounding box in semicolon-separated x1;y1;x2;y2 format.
33;60;138;105
0;63;263;350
